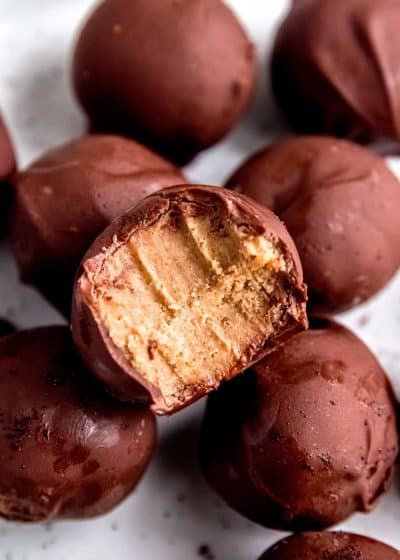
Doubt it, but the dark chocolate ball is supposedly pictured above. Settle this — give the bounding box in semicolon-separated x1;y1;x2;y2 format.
11;134;185;316
200;319;398;530
0;326;156;522
227;136;400;312
72;0;256;164
259;532;400;559
0;114;16;233
0;319;15;337
271;0;400;144
72;185;307;414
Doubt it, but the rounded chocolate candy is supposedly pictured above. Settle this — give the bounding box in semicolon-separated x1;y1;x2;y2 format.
11;134;185;315
200;319;398;530
0;114;16;233
0;326;156;522
0;319;15;337
72;185;307;414
259;532;400;559
227;136;400;312
73;0;256;164
271;0;400;144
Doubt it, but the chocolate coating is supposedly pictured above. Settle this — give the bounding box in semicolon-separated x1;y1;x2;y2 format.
0;114;16;233
271;0;400;144
72;185;307;414
227;136;400;312
0;326;156;521
259;532;400;559
0;319;15;337
73;0;256;164
11;134;185;315
200;319;398;530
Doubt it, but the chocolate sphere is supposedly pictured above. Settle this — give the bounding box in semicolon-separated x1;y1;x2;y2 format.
271;0;400;144
73;0;256;164
227;136;400;312
200;319;398;530
259;532;400;559
0;114;16;232
72;185;307;414
11;134;185;315
0;326;156;521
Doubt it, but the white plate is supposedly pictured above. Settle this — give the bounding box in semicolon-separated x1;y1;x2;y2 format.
0;1;399;558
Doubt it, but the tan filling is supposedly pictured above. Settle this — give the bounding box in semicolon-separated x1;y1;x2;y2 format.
92;210;292;410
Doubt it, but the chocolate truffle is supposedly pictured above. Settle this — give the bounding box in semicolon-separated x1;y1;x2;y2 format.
271;0;400;144
0;319;15;337
72;185;307;414
0;114;16;232
0;326;156;522
200;319;398;530
73;0;256;164
259;532;400;559
227;136;400;312
11;134;185;315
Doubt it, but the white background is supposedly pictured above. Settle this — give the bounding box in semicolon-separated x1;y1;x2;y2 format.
0;1;400;558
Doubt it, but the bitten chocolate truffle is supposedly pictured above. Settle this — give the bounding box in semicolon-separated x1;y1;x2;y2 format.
0;326;156;522
259;532;400;559
200;319;398;530
0;319;15;337
11;134;185;315
227;136;400;312
72;185;307;414
271;0;400;144
0;114;16;232
73;0;256;164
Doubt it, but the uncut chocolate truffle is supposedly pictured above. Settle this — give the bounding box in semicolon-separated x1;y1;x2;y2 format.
271;0;400;143
227;136;400;312
259;532;400;559
0;319;15;337
11;134;185;315
72;185;307;414
0;114;16;232
0;326;156;522
73;0;256;164
200;319;398;530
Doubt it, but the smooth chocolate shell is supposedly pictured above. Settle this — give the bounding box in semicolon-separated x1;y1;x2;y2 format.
271;0;400;144
227;135;400;312
259;532;400;559
73;0;256;164
11;134;185;315
200;319;398;530
0;326;156;522
72;185;307;414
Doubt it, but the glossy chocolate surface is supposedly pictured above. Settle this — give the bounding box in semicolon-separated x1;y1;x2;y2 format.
73;0;256;163
271;0;400;144
0;326;156;521
227;136;400;312
259;532;400;559
200;319;398;530
11;134;185;315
